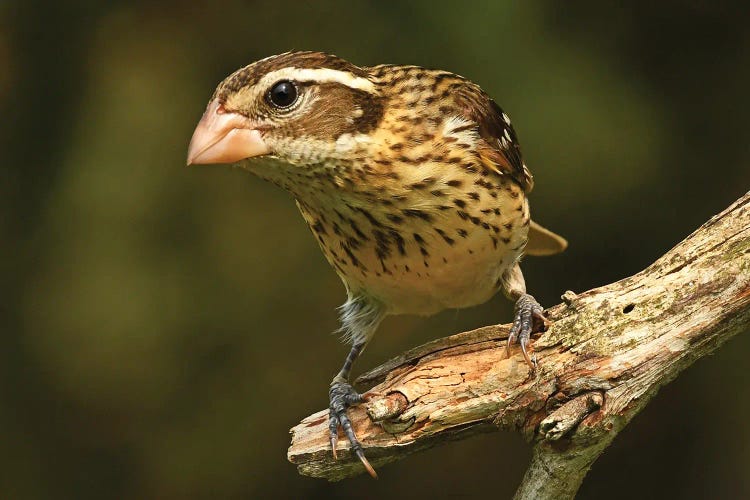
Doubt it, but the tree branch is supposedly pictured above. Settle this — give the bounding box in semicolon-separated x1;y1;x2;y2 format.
288;192;750;498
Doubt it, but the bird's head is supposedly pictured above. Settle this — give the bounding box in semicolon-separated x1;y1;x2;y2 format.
187;51;385;175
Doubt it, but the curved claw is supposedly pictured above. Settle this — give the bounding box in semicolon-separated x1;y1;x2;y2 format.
519;336;533;369
330;435;338;460
355;448;378;479
506;293;546;370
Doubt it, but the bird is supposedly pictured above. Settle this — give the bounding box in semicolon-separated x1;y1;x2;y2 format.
187;51;567;478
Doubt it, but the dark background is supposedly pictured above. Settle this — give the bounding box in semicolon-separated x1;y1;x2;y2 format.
2;1;749;498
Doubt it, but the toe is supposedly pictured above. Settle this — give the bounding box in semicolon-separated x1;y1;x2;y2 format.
328;412;340;459
519;329;534;369
506;320;520;359
345;392;363;406
338;411;377;478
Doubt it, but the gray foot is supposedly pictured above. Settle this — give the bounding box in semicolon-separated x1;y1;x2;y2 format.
506;293;549;369
328;379;377;478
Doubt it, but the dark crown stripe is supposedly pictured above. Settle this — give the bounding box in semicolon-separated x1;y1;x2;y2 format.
217;51;370;98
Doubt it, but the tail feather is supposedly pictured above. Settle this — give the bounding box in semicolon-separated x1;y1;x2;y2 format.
525;220;567;256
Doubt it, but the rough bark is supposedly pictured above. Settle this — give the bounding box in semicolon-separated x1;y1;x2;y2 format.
288;192;750;498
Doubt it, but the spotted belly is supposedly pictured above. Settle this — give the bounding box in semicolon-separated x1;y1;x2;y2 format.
297;187;530;316
350;222;528;316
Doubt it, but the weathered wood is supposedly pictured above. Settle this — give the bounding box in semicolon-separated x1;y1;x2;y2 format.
288;192;750;498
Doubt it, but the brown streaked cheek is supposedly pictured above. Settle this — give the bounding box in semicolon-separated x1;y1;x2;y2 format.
350;90;384;134
292;84;384;142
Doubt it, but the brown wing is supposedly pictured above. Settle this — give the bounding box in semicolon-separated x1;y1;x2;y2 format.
456;89;534;192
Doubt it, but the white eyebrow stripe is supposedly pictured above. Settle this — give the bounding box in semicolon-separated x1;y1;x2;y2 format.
256;67;376;92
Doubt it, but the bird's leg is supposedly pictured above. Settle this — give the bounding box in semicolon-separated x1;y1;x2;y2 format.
328;295;384;478
500;264;549;369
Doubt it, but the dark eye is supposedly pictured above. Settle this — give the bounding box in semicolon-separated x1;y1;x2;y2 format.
267;80;298;108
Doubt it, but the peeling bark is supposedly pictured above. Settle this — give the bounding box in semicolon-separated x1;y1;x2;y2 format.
288;192;750;498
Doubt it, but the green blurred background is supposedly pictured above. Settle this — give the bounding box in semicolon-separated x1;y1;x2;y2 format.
2;1;749;498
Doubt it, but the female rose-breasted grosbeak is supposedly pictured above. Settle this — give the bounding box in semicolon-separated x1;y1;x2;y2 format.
187;51;566;477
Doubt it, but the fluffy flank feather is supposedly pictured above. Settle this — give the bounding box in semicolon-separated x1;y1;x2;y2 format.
336;294;385;345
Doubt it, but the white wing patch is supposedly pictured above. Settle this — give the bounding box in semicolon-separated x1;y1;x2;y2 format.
442;115;479;145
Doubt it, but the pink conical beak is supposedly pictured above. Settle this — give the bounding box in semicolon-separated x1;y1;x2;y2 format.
186;99;270;165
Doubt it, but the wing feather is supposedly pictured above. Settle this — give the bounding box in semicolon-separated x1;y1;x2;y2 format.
456;90;534;192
